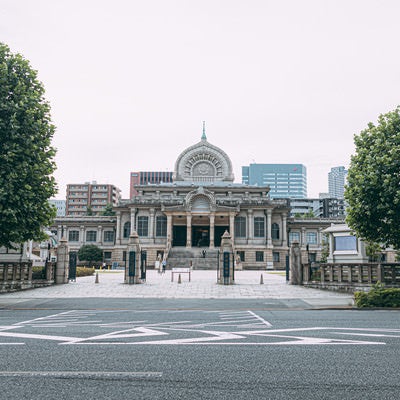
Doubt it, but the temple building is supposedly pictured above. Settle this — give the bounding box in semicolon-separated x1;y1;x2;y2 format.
52;129;340;269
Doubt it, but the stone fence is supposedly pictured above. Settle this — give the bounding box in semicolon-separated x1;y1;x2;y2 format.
0;261;57;293
302;263;400;292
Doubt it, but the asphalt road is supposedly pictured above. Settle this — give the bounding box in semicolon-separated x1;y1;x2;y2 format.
1;298;399;400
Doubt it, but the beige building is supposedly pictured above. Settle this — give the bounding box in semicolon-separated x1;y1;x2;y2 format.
53;133;343;269
66;182;121;216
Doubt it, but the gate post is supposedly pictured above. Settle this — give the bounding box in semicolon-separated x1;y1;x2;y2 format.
217;230;234;285
125;231;141;284
55;238;69;284
289;241;302;285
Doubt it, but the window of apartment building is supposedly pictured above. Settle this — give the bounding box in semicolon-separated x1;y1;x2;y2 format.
104;231;115;242
237;251;245;262
256;251;264;262
156;216;167;237
306;232;317;245
272;223;280;240
289;231;300;244
123;222;131;238
254;217;265;237
273;252;280;262
103;251;112;260
86;231;97;242
234;216;246;237
68;230;79;242
137;216;149;237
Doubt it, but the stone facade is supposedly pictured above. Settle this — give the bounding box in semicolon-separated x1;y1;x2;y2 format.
52;134;344;269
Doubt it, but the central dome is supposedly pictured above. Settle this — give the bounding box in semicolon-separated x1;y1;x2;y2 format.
173;128;234;183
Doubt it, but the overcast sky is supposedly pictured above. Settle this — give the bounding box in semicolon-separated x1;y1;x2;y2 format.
2;0;400;199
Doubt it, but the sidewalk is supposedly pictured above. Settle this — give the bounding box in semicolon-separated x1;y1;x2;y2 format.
0;270;354;307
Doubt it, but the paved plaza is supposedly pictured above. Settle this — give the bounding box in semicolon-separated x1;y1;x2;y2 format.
0;270;353;308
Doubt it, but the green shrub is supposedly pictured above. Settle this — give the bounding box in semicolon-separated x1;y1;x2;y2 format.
32;266;46;279
354;282;400;308
76;267;95;277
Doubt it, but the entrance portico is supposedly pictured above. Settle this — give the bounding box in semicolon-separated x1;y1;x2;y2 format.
165;209;235;249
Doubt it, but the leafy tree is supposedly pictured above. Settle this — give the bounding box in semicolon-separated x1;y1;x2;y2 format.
345;106;400;249
86;205;94;216
0;43;57;248
77;244;103;264
101;203;115;216
365;241;383;262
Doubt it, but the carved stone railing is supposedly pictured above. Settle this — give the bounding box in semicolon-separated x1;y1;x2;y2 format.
0;261;57;292
0;262;32;292
302;263;400;292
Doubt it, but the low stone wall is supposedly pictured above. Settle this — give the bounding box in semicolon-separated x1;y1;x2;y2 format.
301;262;400;293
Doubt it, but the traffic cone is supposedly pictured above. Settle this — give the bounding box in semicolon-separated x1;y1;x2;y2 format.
260;273;264;284
178;274;182;284
95;272;99;284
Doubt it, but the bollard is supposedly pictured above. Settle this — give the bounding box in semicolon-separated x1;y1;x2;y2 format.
178;274;182;284
95;272;99;284
260;273;264;284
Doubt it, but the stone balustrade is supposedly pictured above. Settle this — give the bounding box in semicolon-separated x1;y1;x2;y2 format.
0;261;56;292
302;262;400;292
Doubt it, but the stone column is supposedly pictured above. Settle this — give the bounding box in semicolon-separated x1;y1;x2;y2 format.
57;225;63;241
247;209;254;242
167;214;173;247
125;231;141;284
97;225;103;245
55;238;69;284
209;213;215;248
229;213;235;244
130;207;137;232
116;211;121;244
149;208;155;239
266;208;272;248
290;241;302;285
282;214;288;247
186;214;192;248
217;230;234;285
79;225;85;245
301;227;306;248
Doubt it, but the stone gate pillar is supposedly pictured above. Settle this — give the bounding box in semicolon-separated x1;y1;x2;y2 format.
290;240;302;285
55;238;69;284
218;230;234;285
125;231;142;284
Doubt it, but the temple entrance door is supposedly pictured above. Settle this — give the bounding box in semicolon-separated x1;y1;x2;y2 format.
214;226;229;247
172;226;187;246
192;226;210;247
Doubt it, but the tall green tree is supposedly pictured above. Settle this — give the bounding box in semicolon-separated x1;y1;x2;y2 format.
345;106;400;249
77;244;103;264
0;43;57;248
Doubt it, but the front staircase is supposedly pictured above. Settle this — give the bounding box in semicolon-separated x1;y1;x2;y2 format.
167;247;219;270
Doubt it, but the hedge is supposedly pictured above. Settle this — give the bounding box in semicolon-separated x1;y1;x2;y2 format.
76;267;95;277
354;282;400;308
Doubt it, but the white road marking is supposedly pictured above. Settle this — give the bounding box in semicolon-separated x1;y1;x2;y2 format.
247;311;272;327
0;331;82;342
0;371;162;379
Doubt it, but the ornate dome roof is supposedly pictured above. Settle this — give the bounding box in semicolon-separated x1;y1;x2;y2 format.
173;126;234;183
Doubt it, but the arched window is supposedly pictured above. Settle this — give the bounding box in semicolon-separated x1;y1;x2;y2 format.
123;221;131;238
272;223;280;240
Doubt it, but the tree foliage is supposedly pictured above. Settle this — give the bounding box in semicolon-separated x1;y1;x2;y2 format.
101;203;115;216
345;107;400;249
0;43;57;248
77;244;103;264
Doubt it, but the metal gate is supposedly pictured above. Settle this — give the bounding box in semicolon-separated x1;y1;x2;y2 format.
69;252;77;281
140;250;147;281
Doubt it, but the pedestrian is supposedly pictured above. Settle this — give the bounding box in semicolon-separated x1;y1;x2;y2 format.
162;259;166;273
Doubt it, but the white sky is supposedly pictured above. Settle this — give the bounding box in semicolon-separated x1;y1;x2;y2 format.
2;0;400;199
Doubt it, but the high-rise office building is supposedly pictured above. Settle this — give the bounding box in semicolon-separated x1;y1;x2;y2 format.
49;199;66;216
242;164;307;199
328;166;347;198
130;171;173;198
66;182;121;216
